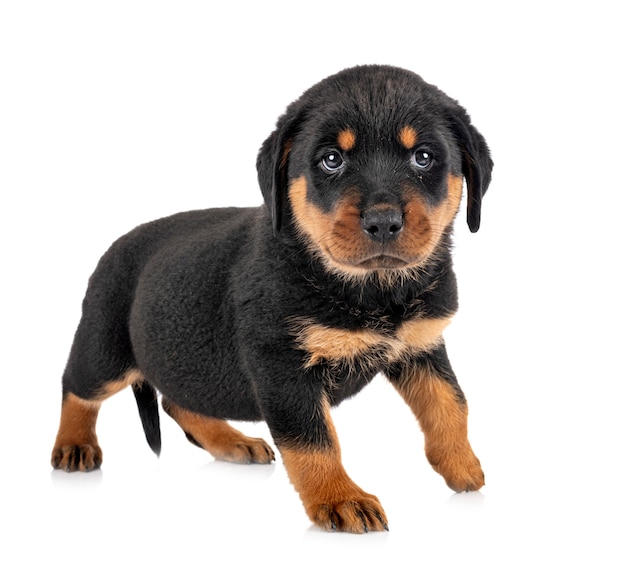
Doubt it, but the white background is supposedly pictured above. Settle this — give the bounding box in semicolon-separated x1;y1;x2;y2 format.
2;1;625;562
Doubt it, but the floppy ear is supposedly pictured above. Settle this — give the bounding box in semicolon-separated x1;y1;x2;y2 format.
449;111;493;233
256;115;299;234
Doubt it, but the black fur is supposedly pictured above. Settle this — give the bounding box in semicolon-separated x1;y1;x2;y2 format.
56;65;492;519
132;381;161;455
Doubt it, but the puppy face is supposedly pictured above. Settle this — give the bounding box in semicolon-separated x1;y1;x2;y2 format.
287;120;464;277
257;66;492;279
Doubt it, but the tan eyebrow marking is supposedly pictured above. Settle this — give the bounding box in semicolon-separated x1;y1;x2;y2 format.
337;129;356;152
399;125;419;149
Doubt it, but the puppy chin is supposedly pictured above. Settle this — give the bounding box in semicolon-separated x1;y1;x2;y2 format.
323;250;427;279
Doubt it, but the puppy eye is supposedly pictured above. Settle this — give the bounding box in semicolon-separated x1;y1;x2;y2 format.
412;150;433;170
320;151;345;173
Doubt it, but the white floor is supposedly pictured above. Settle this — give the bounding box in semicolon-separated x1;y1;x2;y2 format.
2;2;625;563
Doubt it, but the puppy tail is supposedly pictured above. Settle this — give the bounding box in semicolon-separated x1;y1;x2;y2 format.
132;381;162;456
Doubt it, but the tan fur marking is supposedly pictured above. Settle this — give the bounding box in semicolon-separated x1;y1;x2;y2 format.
400;173;464;260
437;174;464;230
399;125;418;149
288;177;381;279
395;316;452;351
280;400;387;532
51;393;102;471
292;321;382;368
291;315;452;369
391;367;484;492
337;129;356;152
95;368;143;400
288;175;464;282
162;400;274;464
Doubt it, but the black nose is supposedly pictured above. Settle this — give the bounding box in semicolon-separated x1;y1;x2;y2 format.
361;207;404;244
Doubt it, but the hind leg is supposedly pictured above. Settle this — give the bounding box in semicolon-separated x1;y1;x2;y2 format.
51;393;103;472
162;399;275;464
51;369;141;472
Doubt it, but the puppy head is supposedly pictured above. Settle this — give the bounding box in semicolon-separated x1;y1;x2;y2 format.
257;65;493;278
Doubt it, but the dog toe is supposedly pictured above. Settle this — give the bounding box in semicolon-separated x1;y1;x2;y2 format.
312;497;389;534
51;444;102;472
225;438;275;464
428;448;485;492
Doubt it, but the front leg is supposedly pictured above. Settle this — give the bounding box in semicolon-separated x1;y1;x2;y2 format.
388;345;484;492
264;391;388;533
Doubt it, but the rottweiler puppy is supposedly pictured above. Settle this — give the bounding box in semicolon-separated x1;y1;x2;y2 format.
51;65;492;533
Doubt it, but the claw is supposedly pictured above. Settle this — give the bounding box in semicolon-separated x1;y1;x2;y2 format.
356;509;369;533
375;512;389;531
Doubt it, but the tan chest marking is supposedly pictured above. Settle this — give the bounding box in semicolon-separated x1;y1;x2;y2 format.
291;315;452;369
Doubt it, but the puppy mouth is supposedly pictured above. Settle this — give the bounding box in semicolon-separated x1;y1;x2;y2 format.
325;247;420;271
356;254;412;270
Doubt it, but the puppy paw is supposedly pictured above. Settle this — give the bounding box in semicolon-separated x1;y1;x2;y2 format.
281;444;388;533
427;447;485;492
163;401;275;465
308;495;389;533
51;444;103;472
214;437;275;465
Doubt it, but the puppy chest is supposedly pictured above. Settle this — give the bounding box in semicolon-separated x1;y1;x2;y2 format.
289;315;452;371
